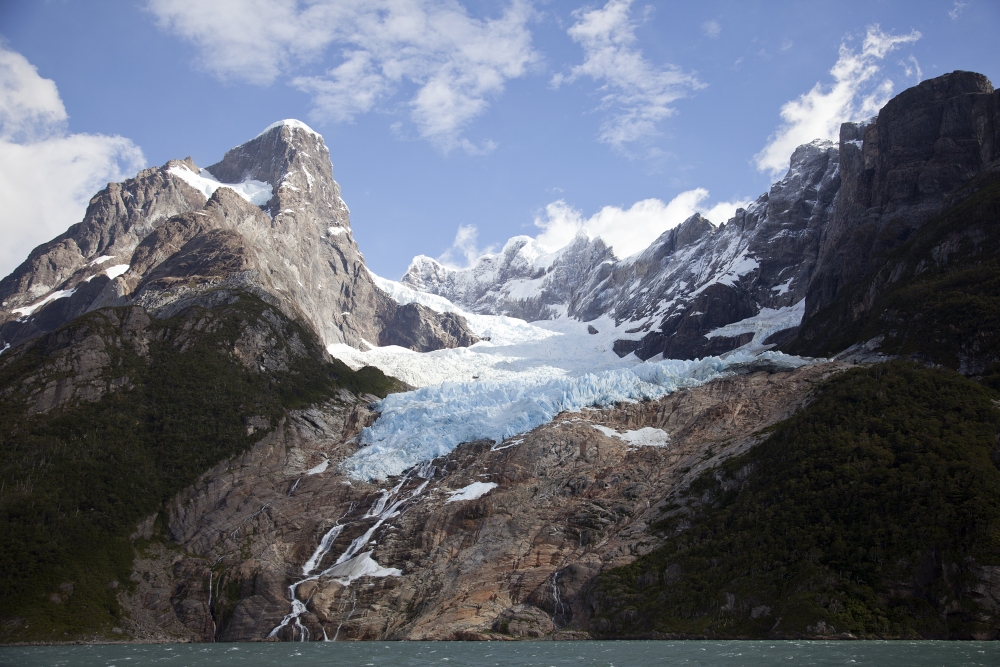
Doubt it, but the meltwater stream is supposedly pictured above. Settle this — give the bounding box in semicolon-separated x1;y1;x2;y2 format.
267;462;436;641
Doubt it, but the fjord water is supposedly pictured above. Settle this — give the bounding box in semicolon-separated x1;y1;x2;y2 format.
0;641;995;667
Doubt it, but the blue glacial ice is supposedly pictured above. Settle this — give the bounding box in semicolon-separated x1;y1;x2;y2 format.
341;350;810;481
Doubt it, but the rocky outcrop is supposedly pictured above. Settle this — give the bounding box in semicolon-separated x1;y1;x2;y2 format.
0;121;477;355
121;361;846;641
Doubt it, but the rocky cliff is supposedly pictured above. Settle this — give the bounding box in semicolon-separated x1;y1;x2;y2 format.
789;71;1000;369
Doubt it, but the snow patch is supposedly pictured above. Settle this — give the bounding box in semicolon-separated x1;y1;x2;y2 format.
446;481;498;503
322;551;400;586
327;226;347;236
167;164;273;207
89;255;114;266
105;264;129;280
705;299;806;350
771;278;793;295
306;458;329;476
593;425;670;448
11;288;77;317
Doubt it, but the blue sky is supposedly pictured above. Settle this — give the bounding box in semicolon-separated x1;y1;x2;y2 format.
0;0;997;279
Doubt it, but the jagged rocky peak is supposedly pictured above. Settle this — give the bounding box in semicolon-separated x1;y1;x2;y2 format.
0;119;478;355
402;231;614;322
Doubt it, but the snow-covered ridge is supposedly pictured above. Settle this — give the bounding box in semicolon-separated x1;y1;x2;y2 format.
167;164;273;207
342;350;811;481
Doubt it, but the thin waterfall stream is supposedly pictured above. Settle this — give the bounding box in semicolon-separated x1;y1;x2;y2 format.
268;461;436;641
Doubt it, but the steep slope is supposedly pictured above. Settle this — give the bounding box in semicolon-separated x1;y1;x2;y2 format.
0;121;477;354
404;139;840;361
113;360;841;642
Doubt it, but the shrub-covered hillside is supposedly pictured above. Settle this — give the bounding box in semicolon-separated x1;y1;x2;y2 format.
588;361;1000;639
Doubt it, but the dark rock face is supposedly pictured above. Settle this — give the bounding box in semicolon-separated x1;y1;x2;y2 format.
377;303;479;352
0;122;477;355
801;71;999;326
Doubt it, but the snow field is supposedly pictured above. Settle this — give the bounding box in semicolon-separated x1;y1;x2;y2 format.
593;425;671;448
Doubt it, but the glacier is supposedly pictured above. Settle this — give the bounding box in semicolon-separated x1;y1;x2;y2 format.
342;350;811;481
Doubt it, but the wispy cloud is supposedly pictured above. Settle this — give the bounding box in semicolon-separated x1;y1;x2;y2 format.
552;0;703;150
702;20;721;38
754;25;921;178
533;190;749;258
0;46;144;279
148;0;538;154
949;1;969;20
901;54;923;82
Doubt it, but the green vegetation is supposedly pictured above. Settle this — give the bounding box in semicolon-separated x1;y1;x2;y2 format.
0;293;400;642
789;172;1000;370
589;362;1000;639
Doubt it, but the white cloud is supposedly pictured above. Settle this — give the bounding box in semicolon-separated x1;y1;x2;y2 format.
149;0;538;154
552;0;703;149
437;223;495;268
0;47;145;279
754;25;920;178
702;20;721;38
533;189;750;258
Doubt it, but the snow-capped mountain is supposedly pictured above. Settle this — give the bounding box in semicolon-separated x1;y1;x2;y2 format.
2;71;999;645
0;120;477;354
403;139;840;360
